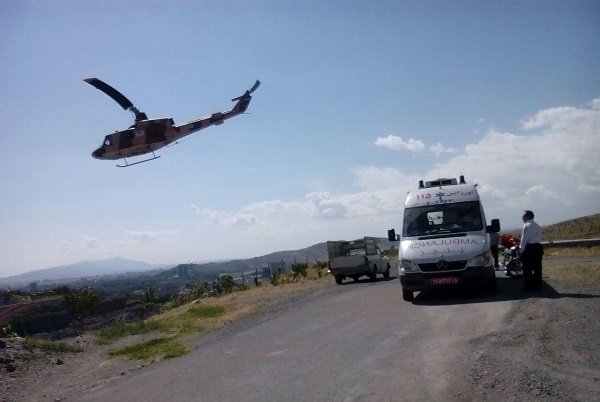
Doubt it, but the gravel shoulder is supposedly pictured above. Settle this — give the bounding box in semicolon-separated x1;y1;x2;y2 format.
2;252;599;402
465;256;600;401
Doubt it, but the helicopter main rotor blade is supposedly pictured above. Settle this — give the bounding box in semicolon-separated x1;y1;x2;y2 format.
84;78;134;111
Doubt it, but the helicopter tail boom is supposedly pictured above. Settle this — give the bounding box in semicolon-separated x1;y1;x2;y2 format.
174;80;260;137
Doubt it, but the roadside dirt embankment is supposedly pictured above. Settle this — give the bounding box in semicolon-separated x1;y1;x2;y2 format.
1;248;599;402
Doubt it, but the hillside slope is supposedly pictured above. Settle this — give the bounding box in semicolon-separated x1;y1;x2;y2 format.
541;213;600;241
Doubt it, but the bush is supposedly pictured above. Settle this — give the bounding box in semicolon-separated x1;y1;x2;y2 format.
1;323;18;338
291;263;308;281
142;286;158;318
312;261;328;278
270;272;281;286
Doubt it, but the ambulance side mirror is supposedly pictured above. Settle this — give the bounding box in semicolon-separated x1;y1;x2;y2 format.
388;229;400;241
486;219;500;233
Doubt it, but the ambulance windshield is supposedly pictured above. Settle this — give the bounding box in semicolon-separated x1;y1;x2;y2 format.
403;201;482;237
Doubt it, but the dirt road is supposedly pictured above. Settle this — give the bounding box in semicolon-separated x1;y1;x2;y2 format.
3;255;599;401
74;264;599;401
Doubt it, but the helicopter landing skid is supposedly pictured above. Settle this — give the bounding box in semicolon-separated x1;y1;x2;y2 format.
117;153;161;168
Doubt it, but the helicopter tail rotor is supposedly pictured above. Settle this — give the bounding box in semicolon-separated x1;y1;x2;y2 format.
231;80;261;102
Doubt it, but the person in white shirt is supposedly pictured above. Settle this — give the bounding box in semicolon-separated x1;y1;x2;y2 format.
520;210;544;291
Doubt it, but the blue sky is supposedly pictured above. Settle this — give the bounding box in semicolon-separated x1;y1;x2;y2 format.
1;0;599;277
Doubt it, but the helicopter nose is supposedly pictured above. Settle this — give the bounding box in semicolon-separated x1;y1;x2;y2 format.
92;147;105;159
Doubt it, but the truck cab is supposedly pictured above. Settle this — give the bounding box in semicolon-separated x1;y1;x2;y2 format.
388;176;499;301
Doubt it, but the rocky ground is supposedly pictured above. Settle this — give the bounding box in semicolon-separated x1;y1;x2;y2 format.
466;254;600;401
0;278;333;402
1;252;599;402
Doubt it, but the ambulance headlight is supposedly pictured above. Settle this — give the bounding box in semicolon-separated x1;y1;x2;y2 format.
467;251;491;268
399;259;420;273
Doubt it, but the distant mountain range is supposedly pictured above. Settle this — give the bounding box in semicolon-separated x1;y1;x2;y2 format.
0;257;169;288
10;213;596;290
0;242;336;288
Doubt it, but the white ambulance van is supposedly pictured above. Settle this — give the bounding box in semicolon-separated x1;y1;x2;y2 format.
388;176;500;301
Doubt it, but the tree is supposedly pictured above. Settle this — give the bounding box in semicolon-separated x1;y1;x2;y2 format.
64;287;100;331
188;281;209;299
219;275;235;294
142;286;158;319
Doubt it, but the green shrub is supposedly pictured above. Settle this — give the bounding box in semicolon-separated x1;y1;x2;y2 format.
24;338;83;353
1;323;18;338
94;320;167;344
108;337;186;360
270;272;280;286
312;261;328;278
291;263;308;280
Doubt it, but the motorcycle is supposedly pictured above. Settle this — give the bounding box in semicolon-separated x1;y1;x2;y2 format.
502;245;523;278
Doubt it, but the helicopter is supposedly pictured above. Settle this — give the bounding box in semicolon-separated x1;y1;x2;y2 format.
84;78;260;167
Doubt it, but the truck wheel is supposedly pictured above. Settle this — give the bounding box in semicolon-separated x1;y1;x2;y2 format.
369;266;377;281
335;275;344;285
383;264;390;279
352;275;360;282
402;288;414;302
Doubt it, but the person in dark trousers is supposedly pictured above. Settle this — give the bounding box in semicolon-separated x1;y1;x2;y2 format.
519;210;544;291
489;231;500;269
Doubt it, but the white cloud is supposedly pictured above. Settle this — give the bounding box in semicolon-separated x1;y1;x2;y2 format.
521;98;600;130
192;98;600;232
437;98;600;226
59;234;99;253
375;135;456;157
123;230;180;242
191;204;258;226
429;142;456;156
351;166;415;190
375;135;425;152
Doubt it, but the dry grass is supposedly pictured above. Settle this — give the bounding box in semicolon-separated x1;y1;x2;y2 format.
544;246;600;291
103;272;333;361
542;213;600;241
545;262;600;291
544;245;600;258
